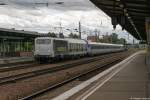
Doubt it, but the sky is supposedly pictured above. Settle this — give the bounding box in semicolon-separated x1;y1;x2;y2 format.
0;0;136;43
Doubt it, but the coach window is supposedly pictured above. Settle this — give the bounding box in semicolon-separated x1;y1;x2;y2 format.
69;44;71;52
73;43;75;51
84;44;86;51
103;45;105;49
75;44;77;51
95;45;97;49
71;43;73;51
94;45;96;49
93;45;95;49
76;44;78;51
102;45;104;49
99;45;101;49
82;44;84;51
79;44;80;51
77;44;79;51
75;43;77;52
106;46;108;49
72;44;74;51
72;43;74;52
78;44;80;51
70;43;72;51
104;45;106;49
100;45;103;49
98;45;100;49
78;44;79;51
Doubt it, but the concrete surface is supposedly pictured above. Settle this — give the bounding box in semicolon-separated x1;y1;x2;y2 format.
85;52;150;100
0;57;34;65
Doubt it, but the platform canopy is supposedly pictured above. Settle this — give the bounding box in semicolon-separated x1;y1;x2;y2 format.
90;0;149;42
0;28;41;40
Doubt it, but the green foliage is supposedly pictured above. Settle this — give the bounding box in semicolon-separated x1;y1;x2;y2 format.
117;38;127;44
111;33;118;43
99;33;126;44
69;33;79;39
48;32;57;37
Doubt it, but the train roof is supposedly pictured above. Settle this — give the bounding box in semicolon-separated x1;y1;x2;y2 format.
35;37;68;41
36;37;86;44
89;42;124;47
35;37;123;46
65;38;86;44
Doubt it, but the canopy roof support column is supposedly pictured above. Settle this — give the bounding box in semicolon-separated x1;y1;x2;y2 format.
146;18;150;65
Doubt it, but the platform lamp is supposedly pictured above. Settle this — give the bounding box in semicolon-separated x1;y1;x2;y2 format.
111;1;118;30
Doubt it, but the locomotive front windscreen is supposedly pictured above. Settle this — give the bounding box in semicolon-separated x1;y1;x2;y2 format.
36;39;51;44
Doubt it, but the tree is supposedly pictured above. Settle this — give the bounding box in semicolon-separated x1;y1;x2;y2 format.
48;32;57;37
69;33;79;39
99;33;127;45
110;33;118;43
117;38;127;44
69;33;74;38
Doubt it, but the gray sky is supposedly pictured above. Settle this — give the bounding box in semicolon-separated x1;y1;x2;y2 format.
0;0;136;43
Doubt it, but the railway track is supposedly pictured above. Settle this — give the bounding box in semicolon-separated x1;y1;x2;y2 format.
0;53;118;74
0;51;134;100
0;52;124;85
0;63;38;73
19;54;126;100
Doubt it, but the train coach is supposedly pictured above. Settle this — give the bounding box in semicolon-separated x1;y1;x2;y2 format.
87;42;124;56
34;37;125;62
66;38;87;57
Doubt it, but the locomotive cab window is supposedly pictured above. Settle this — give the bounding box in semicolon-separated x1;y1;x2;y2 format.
36;39;51;44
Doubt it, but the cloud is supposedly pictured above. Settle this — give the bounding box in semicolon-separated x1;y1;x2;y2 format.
0;0;135;43
0;0;111;32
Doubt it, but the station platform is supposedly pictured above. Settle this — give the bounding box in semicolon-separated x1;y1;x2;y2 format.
0;57;34;65
82;51;149;100
53;51;150;100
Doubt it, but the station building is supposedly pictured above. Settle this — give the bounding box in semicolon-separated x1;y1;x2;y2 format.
0;28;41;58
